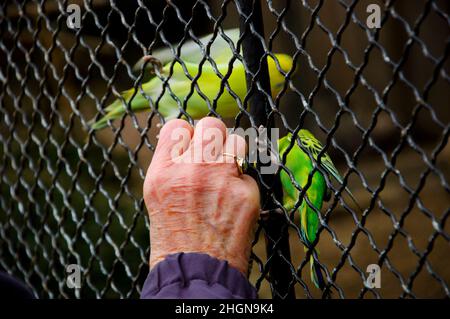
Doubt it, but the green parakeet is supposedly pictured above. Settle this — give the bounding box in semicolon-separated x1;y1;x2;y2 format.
278;130;348;290
91;28;294;129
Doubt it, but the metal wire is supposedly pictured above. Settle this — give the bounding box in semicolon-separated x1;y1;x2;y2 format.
0;0;448;299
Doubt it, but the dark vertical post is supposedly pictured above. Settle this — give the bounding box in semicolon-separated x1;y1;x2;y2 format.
236;0;296;299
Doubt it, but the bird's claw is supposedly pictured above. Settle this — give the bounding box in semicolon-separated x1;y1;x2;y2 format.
260;208;284;220
142;55;163;75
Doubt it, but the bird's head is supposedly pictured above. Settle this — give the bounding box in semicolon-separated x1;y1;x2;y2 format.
268;54;296;96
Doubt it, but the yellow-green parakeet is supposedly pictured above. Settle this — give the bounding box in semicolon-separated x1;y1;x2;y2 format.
91;28;294;129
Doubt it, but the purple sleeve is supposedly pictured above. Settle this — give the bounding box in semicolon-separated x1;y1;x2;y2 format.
140;252;258;299
0;272;35;299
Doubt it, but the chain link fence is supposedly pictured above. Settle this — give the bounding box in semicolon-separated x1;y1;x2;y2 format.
0;0;449;299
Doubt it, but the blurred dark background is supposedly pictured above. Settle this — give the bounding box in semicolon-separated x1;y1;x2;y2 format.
0;0;448;298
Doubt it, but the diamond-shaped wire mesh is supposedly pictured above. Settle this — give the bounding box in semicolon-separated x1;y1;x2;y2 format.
0;0;448;299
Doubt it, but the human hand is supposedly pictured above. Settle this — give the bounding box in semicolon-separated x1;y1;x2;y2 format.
143;117;260;275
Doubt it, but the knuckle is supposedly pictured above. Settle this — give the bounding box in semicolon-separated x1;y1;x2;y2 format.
240;184;259;205
196;117;227;136
243;178;260;206
162;119;191;134
226;134;246;154
229;133;246;146
197;116;224;128
144;171;166;198
159;119;193;146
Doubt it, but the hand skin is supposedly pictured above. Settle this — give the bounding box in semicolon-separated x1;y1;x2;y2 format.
143;117;260;275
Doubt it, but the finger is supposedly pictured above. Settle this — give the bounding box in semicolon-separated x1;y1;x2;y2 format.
153;119;194;163
185;117;227;163
241;174;261;217
220;133;247;164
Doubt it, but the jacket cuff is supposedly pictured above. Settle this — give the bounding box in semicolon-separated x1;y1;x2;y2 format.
140;252;258;299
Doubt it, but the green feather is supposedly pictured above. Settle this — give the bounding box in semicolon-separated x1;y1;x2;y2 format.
279;131;328;289
90;46;293;130
90;28;295;130
295;130;362;211
278;129;361;290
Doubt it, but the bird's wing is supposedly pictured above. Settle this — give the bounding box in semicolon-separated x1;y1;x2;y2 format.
297;130;362;210
297;130;342;183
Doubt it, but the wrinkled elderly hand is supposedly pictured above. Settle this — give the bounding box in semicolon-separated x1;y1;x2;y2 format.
143;117;260;275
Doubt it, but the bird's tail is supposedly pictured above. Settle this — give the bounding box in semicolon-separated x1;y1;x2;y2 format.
302;245;326;290
309;249;326;290
298;201;326;290
89;88;151;130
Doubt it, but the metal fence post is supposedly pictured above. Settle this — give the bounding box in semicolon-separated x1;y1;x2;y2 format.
236;0;296;299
